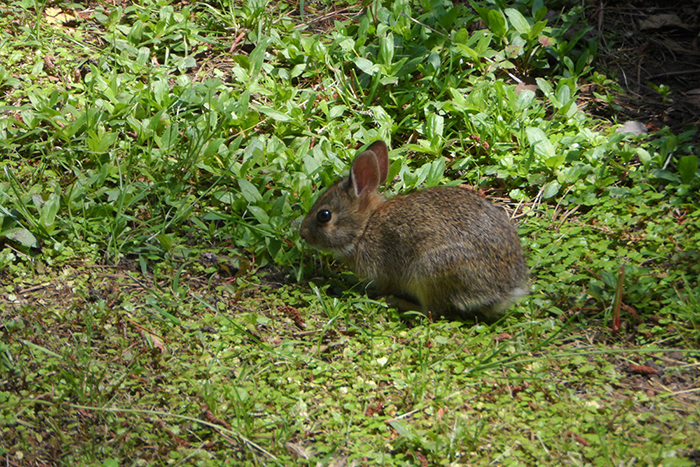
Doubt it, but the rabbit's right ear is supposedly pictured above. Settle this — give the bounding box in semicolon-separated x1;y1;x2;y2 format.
365;140;389;184
350;150;381;196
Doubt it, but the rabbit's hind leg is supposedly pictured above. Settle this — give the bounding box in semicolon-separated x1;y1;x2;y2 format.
384;295;422;313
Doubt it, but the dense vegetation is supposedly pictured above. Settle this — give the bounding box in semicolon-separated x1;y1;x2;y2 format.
1;0;698;465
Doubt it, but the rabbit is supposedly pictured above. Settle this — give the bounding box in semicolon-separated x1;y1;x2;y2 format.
300;140;528;322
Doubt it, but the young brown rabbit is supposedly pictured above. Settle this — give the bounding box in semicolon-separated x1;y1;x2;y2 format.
300;140;528;322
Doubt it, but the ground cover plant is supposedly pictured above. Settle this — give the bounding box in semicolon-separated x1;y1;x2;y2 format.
1;0;699;465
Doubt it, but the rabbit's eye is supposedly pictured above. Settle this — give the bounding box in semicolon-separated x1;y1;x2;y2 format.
317;209;332;223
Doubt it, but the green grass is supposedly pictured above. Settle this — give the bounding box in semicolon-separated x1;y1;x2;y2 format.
1;0;699;465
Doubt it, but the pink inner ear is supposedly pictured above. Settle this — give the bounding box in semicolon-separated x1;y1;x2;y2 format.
365;140;389;184
351;152;380;196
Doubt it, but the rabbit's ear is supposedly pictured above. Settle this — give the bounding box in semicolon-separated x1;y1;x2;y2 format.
350;150;380;196
365;140;389;184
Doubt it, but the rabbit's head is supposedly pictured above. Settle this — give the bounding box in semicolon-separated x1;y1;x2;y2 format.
300;141;389;257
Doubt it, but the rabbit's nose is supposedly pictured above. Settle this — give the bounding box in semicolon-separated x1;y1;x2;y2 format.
299;223;310;241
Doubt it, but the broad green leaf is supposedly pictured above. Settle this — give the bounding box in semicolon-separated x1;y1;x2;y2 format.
238;179;261;203
248;206;270;224
543;181;560;199
474;31;494;55
329;105;347;119
425;159;446;187
426;113;444;139
291;63;306;79
160;123;180;151
39;193;61;228
678;155;698;184
153;79;170;106
214;192;237;204
456;44;481;63
651;169;680;183
515;87;536;109
87;130;119;153
388;420;416;440
505;8;530;35
600;270;617;289
535;77;554;100
532;0;546;20
525;127;556;159
157;233;173;252
338;37;354;51
231;65;249;84
454;28;470;44
203;138;225;158
448;87;469;111
266;236;283;261
303;155;321;174
379;32;394;66
355;57;378;76
555;83;571;104
636;148;651;164
136;47;150;67
530;21;547;39
487;9;507;38
3;228;39;248
256;106;292;122
545;154;566;168
237;90;250;119
468;0;491;24
249;37;270;79
427;51;441;72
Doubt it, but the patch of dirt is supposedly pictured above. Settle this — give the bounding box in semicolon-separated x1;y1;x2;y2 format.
587;0;700;138
619;353;700;404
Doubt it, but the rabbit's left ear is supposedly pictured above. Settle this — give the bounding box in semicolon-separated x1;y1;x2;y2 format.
350;150;381;196
365;140;389;184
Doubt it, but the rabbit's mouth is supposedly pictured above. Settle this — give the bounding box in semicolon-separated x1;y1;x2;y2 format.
328;243;357;260
300;226;357;260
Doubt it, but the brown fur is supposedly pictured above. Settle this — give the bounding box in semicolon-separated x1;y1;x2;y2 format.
300;140;528;321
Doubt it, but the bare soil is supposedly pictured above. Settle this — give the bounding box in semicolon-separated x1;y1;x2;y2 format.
587;0;700;137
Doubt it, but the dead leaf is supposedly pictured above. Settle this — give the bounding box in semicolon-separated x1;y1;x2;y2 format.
640;14;689;31
44;55;56;72
515;82;538;95
566;431;591;446
538;36;554;47
147;332;167;354
45;7;75;26
154;420;190;447
686;89;700;108
628;364;659;376
616;121;648;136
286;442;312;459
409;450;429;467
494;332;512;342
201;405;232;429
278;305;306;329
365;401;385;417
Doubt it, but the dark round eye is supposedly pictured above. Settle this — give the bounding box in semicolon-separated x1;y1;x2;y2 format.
316;209;332;223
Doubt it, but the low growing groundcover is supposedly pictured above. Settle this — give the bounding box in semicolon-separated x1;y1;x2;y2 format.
1;0;699;465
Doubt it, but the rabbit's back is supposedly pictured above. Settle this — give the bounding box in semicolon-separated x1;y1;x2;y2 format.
351;186;528;320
